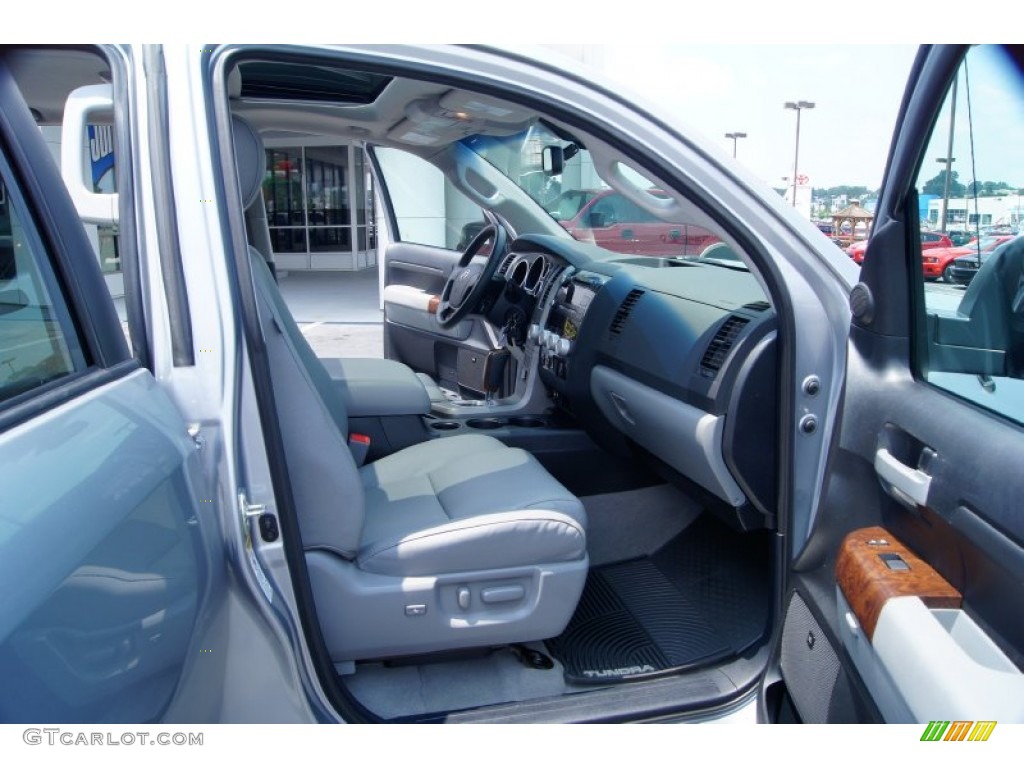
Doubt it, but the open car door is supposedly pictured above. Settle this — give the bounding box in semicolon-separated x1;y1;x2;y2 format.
766;44;1024;725
0;50;214;723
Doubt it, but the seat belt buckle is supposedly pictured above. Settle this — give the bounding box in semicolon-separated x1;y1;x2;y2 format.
349;433;371;467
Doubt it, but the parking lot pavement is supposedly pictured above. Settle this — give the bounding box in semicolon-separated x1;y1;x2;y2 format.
278;268;385;358
300;322;384;358
278;269;382;324
924;280;967;315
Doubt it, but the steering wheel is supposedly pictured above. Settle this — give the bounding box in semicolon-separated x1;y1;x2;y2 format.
436;223;507;329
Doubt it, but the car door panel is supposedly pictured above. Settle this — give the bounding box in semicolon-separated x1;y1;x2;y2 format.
0;52;210;723
384;242;451;294
381;238;496;390
0;370;206;722
772;44;1024;724
383;242;473;341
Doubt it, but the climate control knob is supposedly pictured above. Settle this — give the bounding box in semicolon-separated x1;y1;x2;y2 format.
556;337;572;357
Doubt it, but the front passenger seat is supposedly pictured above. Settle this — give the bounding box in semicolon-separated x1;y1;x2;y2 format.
232;115;589;663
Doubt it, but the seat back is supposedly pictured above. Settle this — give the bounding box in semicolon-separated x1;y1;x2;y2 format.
232;115;365;558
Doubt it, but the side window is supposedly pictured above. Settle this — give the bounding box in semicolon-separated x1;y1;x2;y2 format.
914;45;1024;424
8;48;136;355
588;194;620;227
0;169;87;404
374;147;484;250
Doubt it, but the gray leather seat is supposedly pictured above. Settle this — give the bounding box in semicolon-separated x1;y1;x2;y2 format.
232;115;588;662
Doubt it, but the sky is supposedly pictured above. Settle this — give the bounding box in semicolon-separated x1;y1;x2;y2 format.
595;45;920;192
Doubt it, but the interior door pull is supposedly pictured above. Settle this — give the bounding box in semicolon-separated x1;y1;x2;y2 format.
874;448;932;506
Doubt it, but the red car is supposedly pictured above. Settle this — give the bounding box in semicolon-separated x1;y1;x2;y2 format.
922;235;1016;282
845;239;870;264
553;188;718;256
846;230;954;266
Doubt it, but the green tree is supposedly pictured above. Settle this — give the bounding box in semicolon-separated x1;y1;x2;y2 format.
922;170;965;197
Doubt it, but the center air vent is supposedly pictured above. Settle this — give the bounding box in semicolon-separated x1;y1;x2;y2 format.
699;315;749;378
497;253;516;277
609;289;645;336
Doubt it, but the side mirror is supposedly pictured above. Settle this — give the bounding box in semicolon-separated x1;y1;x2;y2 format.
541;146;564;176
588;211;608;229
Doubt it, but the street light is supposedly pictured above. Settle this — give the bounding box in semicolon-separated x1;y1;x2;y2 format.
724;131;747;158
936;73;959;233
784;100;815;208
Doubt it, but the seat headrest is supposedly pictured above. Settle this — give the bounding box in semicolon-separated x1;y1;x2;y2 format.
232;115;265;210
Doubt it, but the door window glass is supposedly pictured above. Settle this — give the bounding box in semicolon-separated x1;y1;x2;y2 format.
374;147;483;250
913;45;1024;424
0;173;87;403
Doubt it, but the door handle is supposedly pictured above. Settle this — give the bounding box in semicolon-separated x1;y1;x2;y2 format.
874;448;932;506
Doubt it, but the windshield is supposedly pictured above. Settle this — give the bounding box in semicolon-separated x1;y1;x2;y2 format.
462;123;729;263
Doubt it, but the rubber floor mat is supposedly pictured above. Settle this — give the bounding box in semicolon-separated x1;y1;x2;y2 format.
546;515;770;684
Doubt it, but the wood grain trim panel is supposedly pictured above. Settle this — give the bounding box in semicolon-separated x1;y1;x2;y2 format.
427;295;440;314
836;526;961;640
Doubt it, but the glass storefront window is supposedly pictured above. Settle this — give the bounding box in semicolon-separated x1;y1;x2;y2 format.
264;148;305;227
268;228;307;254
309;227;352;252
262;145;375;267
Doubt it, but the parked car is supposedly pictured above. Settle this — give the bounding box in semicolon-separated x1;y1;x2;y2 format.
947;235;1022;285
945;229;975;246
846;238;870;263
553;188;719;256
813;221;835;237
922;235;1015;282
1;44;1023;729
846;230;952;265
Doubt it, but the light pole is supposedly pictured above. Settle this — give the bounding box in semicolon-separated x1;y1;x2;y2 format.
725;131;747;158
784;101;814;207
936;74;959;233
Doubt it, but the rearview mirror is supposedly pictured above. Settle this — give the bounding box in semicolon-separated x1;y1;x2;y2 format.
541;146;564;176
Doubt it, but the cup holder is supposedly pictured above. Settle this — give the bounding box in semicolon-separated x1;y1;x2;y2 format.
430;420;461;431
466;418;506;430
508;416;545;428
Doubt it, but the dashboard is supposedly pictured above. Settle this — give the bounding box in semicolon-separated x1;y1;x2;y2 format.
500;234;779;530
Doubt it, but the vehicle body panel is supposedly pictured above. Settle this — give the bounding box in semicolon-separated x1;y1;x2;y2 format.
0;371;206;722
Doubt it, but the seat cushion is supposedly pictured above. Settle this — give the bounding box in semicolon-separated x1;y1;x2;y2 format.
357;434;587;576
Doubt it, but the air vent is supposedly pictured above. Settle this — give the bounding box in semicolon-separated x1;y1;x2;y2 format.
699;315;750;378
609;289;645;336
497;253;516;277
742;300;771;313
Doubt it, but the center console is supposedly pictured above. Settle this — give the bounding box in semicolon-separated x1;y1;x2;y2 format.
533;270;606;382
